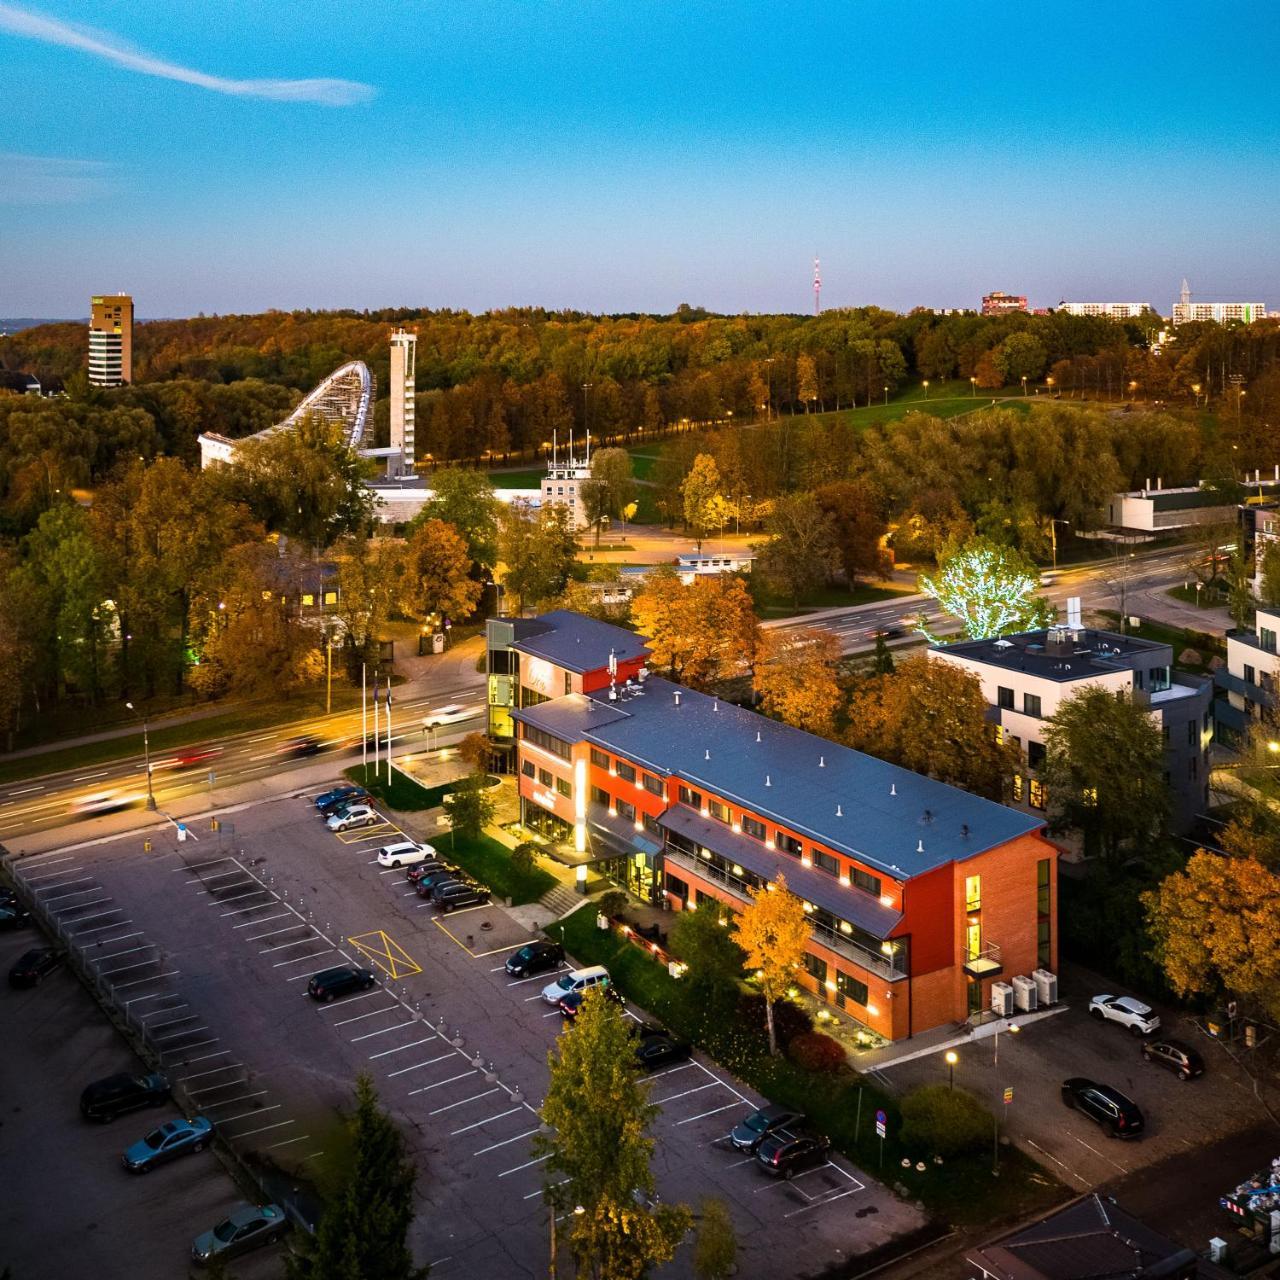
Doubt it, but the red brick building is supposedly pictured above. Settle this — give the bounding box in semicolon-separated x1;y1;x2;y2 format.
494;612;1057;1042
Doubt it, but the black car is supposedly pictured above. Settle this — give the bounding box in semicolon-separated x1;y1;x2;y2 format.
306;966;376;1002
407;860;458;885
81;1071;171;1122
730;1103;805;1153
505;941;565;978
0;903;30;930
414;870;461;897
558;985;625;1019
9;946;60;988
755;1131;832;1178
317;787;368;817
282;736;323;759
0;886;19;906
633;1026;691;1071
1141;1038;1205;1081
433;881;491;912
1060;1077;1144;1138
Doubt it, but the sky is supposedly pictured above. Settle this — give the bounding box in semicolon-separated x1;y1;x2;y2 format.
3;0;1279;319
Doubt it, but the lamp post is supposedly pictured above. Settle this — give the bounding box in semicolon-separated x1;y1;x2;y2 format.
1021;376;1028;397
945;1049;958;1090
324;626;334;716
993;1021;1020;1066
550;1203;585;1278
883;384;889;406
125;701;156;811
970;376;977;397
1049;519;1070;570
922;380;930;401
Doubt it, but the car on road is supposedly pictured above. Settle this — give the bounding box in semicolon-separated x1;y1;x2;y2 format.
315;785;368;814
755;1131;831;1178
1141;1038;1205;1081
505;940;565;978
326;804;380;832
307;965;377;1002
432;880;491;912
0;903;30;930
633;1025;691;1070
1060;1077;1144;1138
80;1071;170;1122
192;1202;288;1266
867;624;905;640
376;840;436;869
558;984;625;1019
281;735;324;759
423;703;478;730
1089;993;1161;1036
8;946;60;988
730;1103;806;1154
71;789;143;816
542;964;611;1005
0;886;18;907
122;1115;215;1172
173;746;222;770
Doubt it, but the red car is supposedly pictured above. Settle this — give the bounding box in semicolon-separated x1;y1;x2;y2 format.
174;746;222;770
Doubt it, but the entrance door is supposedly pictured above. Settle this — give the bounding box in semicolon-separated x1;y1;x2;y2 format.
966;976;983;1016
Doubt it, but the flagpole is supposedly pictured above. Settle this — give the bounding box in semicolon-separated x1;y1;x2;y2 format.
361;663;367;774
385;677;392;786
373;683;381;773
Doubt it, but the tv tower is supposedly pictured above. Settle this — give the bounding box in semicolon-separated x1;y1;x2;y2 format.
813;257;822;315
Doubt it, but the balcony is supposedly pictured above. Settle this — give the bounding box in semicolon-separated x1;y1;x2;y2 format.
963;942;1003;979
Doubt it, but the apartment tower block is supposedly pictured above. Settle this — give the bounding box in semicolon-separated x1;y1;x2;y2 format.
89;293;133;386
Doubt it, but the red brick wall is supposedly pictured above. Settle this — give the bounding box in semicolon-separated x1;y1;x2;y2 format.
899;863;954;976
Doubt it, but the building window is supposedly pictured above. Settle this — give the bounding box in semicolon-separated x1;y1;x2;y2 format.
851;867;881;897
966;920;982;961
590;748;610;769
591;785;610;807
802;952;828;987
1189;757;1198;780
564;672;572;695
836;971;869;1008
1023;693;1042;718
556;776;571;798
538;767;553;787
997;686;1014;709
1162;724;1170;743
616;761;636;783
1027;741;1045;770
1012;773;1024;802
741;815;766;841
617;799;636;822
1245;664;1256;686
643;773;663;796
666;873;689;901
1187;720;1196;746
522;724;571;759
521;759;535;778
1029;779;1045;810
812;849;839;877
776;832;803;857
708;799;730;824
644;813;662;837
678;786;702;809
1037;919;1052;968
1262;627;1277;654
520;687;550;709
964;875;981;912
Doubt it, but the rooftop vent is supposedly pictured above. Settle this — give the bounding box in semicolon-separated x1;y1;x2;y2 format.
674;691;681;707
818;755;825;768
922;809;933;824
836;804;843;817
916;839;925;854
890;783;897;797
765;774;772;787
961;823;970;838
713;699;719;712
756;731;762;743
704;749;711;760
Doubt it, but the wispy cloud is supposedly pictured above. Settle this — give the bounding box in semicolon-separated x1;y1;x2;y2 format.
0;152;110;204
0;3;375;106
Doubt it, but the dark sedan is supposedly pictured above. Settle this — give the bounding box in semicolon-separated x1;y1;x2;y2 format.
414;870;461;897
407;860;458;885
633;1026;691;1071
1141;1038;1205;1081
433;881;491;912
756;1131;832;1178
306;966;376;1002
730;1103;805;1153
9;946;60;988
505;941;565;978
81;1071;171;1122
1061;1077;1144;1138
0;903;30;930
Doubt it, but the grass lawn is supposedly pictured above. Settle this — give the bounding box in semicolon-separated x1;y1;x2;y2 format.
490;467;543;489
1166;583;1229;610
756;580;916;618
434;830;556;905
545;905;1064;1227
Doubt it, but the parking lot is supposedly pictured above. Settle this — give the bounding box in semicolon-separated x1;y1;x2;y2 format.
872;962;1262;1193
7;785;928;1277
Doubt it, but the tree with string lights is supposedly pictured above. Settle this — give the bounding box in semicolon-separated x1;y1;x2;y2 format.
917;537;1053;641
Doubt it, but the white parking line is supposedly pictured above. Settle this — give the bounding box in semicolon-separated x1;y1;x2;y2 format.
180;857;231;872
84;929;142;946
163;1038;218;1054
387;1053;455;1078
653;1081;720;1106
263;1134;311;1151
184;1051;231;1066
138;1001;188;1020
114;969;180;988
181;1062;241;1081
225;1118;294;1140
126;991;177;1008
234;911;290;930
369;1036;437;1059
260;935;318;953
248;925;307;943
506;971;562;987
154;1025;209;1042
189;1078;248;1095
427;1087;499;1117
74;918;134;935
675;1102;741;1126
38;877;97;895
101;959;163;977
217;1104;281;1125
465;1116;529;1145
186;869;243;884
205;1091;269;1108
319;989;383;1009
273;948;335;968
332;1003;402;1027
350;1021;417;1042
647;1062;698;1081
497;1153;550;1178
94;944;155;962
408;1070;476;1095
54;898;110;914
210;889;269;906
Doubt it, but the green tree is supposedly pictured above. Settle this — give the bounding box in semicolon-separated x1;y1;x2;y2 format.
681;453;724;552
400;518;484;625
288;1074;426;1280
812;480;890;586
412;467;500;573
754;492;840;608
1260;541;1280;609
992;332;1048;384
918;536;1054;640
1227;543;1254;630
871;631;895;675
497;502;578;613
443;769;496;841
668;897;746;1016
1042;686;1169;862
579;447;636;546
334;534;404;677
536;989;691;1279
693;1198;737;1280
733;875;810;1056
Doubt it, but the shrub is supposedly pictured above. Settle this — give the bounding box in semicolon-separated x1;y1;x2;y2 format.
900;1083;991;1158
597;889;629;920
510;841;540;875
735;993;812;1047
786;1031;847;1073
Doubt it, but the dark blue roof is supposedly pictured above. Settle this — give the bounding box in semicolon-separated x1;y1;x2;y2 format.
514;676;1042;880
510;610;649;675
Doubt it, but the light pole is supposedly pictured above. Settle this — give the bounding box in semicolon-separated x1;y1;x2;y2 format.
325;627;334;715
883;384;889;406
922;379;930;401
970;376;977;397
1049;519;1070;570
993;1021;1020;1066
945;1049;958;1089
125;701;156;811
550;1203;585;1279
1021;376;1028;397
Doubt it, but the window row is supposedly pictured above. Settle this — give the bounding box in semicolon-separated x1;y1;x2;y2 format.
521;758;572;797
591;747;663;796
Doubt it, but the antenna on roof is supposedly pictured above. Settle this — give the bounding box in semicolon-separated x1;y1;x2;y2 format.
765;774;772;786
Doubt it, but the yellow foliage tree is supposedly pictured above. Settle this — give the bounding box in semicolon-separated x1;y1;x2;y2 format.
733;875;810;1056
1142;850;1280;1020
753;627;842;737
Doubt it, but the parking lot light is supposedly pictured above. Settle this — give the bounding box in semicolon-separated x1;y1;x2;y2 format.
945;1049;958;1089
993;1020;1020;1065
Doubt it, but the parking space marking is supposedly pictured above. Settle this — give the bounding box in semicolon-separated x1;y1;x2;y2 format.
164;1038;218;1054
783;1186;864;1219
408;1070;476;1095
189;1078;248;1095
653;1081;720;1107
218;1103;282;1125
95;944;155;962
675;1102;741;1126
87;929;142;945
260;935;319;953
54;898;111;915
498;1153;550;1178
220;899;278;917
332;1003;403;1028
319;987;383;1009
225;1118;294;1140
139;1002;188;1020
23;859;79;877
234;911;291;930
263;1134;311;1151
369;1036;437;1059
181;1062;241;1081
205;1091;269;1108
177;857;232;873
74;918;133;935
155;1024;210;1042
388;1053;455;1078
115;969;179;988
39;877;97;895
431;916;532;958
186;869;243;885
184;1050;232;1065
506;970;565;988
1071;1135;1128;1174
468;1119;534;1148
249;925;309;943
101;958;164;977
348;929;422;980
126;990;176;1008
350;1021;417;1042
272;948;336;968
427;1087;500;1117
647;1062;699;1082
209;888;270;906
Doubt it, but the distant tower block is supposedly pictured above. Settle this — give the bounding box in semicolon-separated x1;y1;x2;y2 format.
813;257;822;316
389;329;416;477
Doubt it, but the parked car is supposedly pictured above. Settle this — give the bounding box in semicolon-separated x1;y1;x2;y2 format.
8;946;60;988
632;1025;691;1070
192;1203;288;1266
0;903;31;930
0;886;18;907
1060;1077;1145;1137
730;1104;805;1153
558;984;625;1019
122;1115;214;1172
432;880;491;912
326;804;380;832
376;841;435;869
315;785;367;813
755;1131;832;1178
1089;994;1161;1036
306;966;376;1002
414;870;461;898
1141;1038;1204;1081
80;1071;170;1122
407;860;456;884
542;964;611;1005
423;703;478;730
505;941;565;978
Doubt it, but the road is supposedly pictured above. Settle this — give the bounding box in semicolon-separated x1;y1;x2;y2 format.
765;545;1228;654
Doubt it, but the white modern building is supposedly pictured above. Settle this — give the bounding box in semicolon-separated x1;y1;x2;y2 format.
388;329;416;478
932;614;1212;833
1107;476;1280;533
1058;302;1154;320
1172;279;1266;326
1221;606;1280;738
542;436;593;530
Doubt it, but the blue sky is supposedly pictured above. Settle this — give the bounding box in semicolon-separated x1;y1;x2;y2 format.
3;1;1279;318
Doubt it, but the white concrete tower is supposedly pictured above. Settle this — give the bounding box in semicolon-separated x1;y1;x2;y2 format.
389;329;417;477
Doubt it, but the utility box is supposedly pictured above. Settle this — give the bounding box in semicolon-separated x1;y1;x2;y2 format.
1012;975;1038;1013
991;981;1015;1017
1032;968;1058;1005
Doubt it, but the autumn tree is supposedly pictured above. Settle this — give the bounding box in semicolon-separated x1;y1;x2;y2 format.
846;655;1020;800
1041;686;1169;861
813;480;891;586
334;534;404;676
1260;542;1280;609
412;466;500;573
579;447;636;546
693;1199;737;1280
681;453;724;552
753;627;842;736
536;989;691;1279
754;492;840;608
497;501;578;614
631;568;758;691
1143;850;1280;1021
400;518;483;626
733;875;810;1056
795;354;819;411
918;537;1054;640
554;564;632;626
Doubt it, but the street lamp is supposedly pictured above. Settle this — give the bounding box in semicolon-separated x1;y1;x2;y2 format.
1049;518;1070;570
970;376;977;397
993;1021;1020;1066
883;384;889;406
945;1049;958;1089
125;700;156;811
1021;375;1028;396
922;380;930;400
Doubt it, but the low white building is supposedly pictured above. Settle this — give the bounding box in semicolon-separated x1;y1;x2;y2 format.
1107;473;1280;532
1220;605;1280;738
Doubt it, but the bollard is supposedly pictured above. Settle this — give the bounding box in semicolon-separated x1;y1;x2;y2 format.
210;818;220;832
143;839;152;853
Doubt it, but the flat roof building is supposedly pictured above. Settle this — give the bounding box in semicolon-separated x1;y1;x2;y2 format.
1172;279;1266;326
1058;301;1154;320
89;293;132;386
982;292;1028;316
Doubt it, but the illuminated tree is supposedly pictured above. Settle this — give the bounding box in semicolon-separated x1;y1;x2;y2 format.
733;875;810;1057
917;537;1053;641
795;354;819;411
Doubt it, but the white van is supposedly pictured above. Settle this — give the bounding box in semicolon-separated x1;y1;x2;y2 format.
542;964;610;1005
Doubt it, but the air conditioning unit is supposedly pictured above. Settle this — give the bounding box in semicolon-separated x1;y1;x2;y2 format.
1012;975;1038;1013
1032;968;1058;1006
991;982;1015;1017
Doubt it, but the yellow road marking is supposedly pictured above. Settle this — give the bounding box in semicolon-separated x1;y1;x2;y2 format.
337;823;397;844
347;929;422;979
432;915;536;959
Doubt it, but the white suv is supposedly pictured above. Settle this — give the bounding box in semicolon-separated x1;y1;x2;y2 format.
376;841;436;869
1089;994;1161;1036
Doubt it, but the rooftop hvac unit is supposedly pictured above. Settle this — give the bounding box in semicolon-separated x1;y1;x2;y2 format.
991;981;1015;1017
1032;968;1058;1006
1208;1239;1228;1265
1012;974;1038;1013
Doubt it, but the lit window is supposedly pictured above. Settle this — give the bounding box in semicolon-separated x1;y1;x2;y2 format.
964;875;981;912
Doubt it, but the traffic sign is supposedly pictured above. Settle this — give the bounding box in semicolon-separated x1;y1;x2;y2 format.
875;1119;886;1138
1003;1086;1014;1105
875;1108;887;1126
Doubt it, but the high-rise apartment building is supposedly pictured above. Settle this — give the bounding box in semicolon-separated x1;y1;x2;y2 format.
981;291;1027;316
1171;279;1266;326
389;329;416;477
89;293;133;386
1058;301;1153;320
